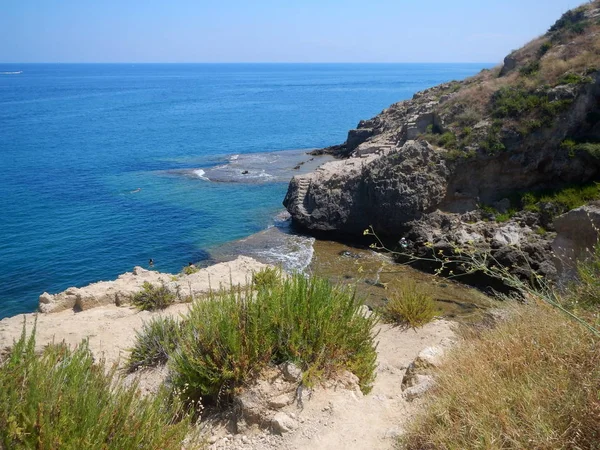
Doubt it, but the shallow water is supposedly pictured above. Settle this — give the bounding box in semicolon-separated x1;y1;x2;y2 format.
308;239;495;321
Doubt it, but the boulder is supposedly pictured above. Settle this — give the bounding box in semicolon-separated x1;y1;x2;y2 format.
552;205;600;279
270;412;298;434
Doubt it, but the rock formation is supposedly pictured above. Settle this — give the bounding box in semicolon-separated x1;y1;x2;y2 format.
39;256;269;313
285;2;600;281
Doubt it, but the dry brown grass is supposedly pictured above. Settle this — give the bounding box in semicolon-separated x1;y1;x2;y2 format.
401;302;600;450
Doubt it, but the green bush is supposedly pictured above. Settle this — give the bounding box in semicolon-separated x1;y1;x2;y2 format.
0;323;190;449
169;273;378;405
252;266;281;289
491;86;571;122
518;182;600;218
383;280;440;329
549;8;588;34
182;264;200;275
559;73;593;85
438;132;458;149
538;41;552;57
519;60;540;77
126;315;180;372
480;121;505;154
133;282;176;311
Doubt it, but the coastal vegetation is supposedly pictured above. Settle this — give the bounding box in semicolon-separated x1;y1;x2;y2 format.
131;270;378;406
382;280;440;329
399;230;600;448
132;281;176;311
126;315;180;373
480;181;600;222
0;323;191;449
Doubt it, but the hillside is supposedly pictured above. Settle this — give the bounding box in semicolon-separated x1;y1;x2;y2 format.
284;0;600;283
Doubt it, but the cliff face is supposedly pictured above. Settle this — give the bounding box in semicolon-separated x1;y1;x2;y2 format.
285;1;600;239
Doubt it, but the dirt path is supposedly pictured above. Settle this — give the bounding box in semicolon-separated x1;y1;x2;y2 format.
206;320;456;450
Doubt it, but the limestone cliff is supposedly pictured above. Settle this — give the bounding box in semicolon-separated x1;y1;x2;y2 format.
284;1;600;281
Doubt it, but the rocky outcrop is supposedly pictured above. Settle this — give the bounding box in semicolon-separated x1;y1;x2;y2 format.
284;140;449;235
285;69;600;236
39;256;269;313
552;205;600;279
284;4;600;285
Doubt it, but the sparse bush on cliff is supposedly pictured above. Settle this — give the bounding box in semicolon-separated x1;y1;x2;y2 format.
549;7;588;35
383;280;440;329
169;273;378;406
126;315;180;372
133;281;176;311
0;323;191;449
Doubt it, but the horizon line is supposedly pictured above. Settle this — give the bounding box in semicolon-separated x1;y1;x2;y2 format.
0;61;497;65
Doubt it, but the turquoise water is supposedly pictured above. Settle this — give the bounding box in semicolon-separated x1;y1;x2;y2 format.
0;63;489;318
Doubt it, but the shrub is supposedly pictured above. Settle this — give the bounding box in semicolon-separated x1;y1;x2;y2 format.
549;8;588;34
438;131;458;149
519;60;540;76
126;315;180;372
559;73;593;85
401;304;600;449
538;41;552;57
182;264;199;275
518;182;600;218
491;86;541;118
0;322;190;449
455;108;481;126
252;266;280;290
169;273;378;405
133;282;176;311
383;280;439;329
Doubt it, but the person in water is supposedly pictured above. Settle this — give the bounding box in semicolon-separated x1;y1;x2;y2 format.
149;258;154;267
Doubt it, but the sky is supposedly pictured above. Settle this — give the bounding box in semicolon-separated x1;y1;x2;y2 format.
0;0;588;63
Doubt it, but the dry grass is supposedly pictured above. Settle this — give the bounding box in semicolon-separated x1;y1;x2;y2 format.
383;280;440;329
401;303;600;449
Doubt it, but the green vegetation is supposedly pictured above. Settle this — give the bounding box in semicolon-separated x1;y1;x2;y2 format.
491;86;572;121
133;281;176;311
252;266;281;289
383;280;439;329
538;41;552;57
480;182;600;223
182;264;200;275
519;60;540;76
0;323;190;450
168;273;378;405
521;182;600;216
549;7;588;35
480;120;506;154
559;72;593;85
126;315;180;372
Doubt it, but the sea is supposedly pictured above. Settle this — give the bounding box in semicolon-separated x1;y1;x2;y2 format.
0;63;490;319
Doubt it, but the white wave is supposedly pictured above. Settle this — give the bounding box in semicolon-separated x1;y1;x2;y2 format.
193;169;209;181
255;235;315;273
0;71;22;75
229;154;240;161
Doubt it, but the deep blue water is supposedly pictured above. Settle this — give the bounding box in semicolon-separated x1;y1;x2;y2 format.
0;63;489;319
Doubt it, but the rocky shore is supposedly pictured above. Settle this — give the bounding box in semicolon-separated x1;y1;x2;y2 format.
284;9;600;284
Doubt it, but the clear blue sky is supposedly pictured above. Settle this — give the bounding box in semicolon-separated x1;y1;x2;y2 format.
0;0;586;63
